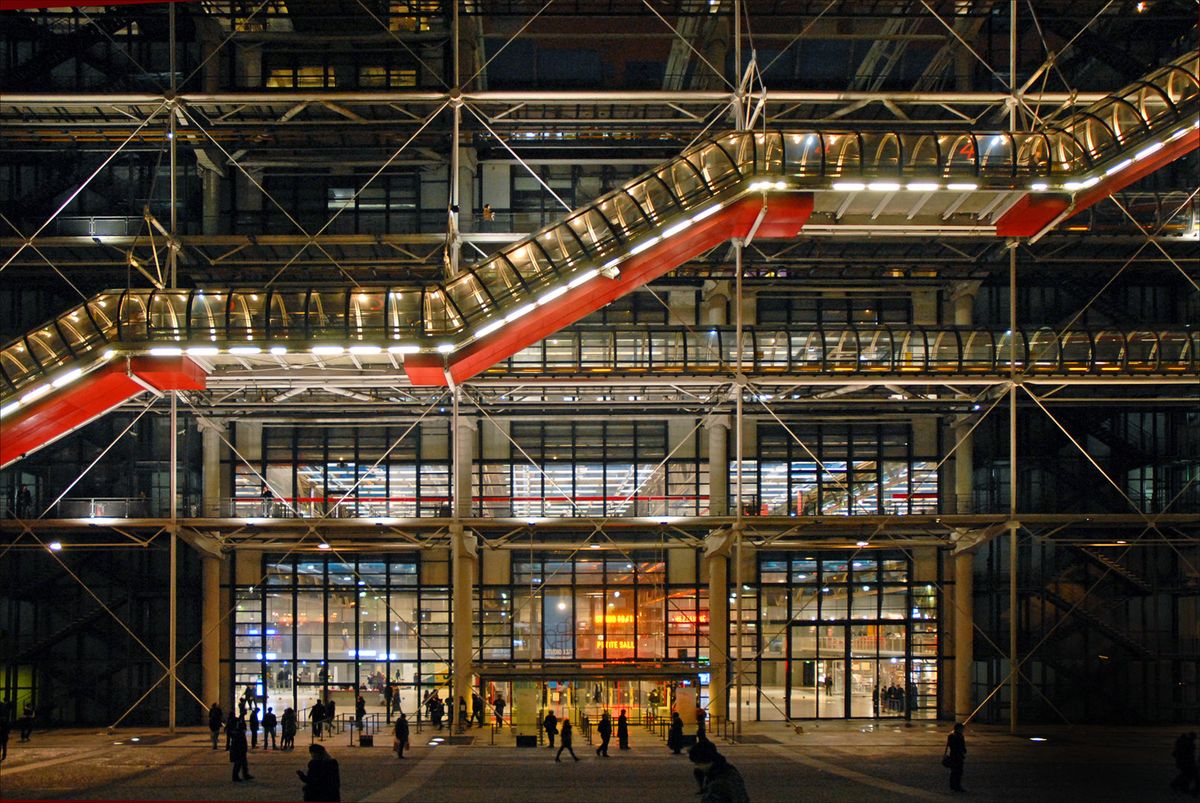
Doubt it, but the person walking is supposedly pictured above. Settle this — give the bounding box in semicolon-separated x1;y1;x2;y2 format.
688;739;749;803
18;704;34;742
494;694;506;727
311;699;326;739
282;707;297;751
473;692;486;727
230;718;253;782
458;696;468;730
596;711;612;757
297;743;341;802
555;717;580;762
668;712;685;755
249;706;260;749
943;722;967;792
394;713;409;760
355;695;366;731
326;698;337;732
208;702;224;750
617;709;630;750
432;696;444;731
543;710;558;748
263;707;278;750
1171;732;1198;795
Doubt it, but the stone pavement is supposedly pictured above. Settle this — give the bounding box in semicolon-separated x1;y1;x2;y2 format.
0;719;1182;801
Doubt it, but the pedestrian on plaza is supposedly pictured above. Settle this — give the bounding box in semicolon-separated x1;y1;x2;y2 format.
394;713;409;760
1171;732;1198;795
17;704;33;742
249;706;260;749
696;707;707;741
494;694;506;727
668;712;685;755
473;691;486;727
208;702;224;750
943;722;967;792
432;697;444;730
384;681;394;720
543;710;558;748
617;709;630;750
688;738;749;803
298;743;341;802
224;710;237;751
263;706;278;750
458;696;468;729
0;711;11;761
230;718;253;782
326;698;337;732
555;717;580;762
355;695;366;731
282;707;297;751
596;711;612;757
312;699;326;739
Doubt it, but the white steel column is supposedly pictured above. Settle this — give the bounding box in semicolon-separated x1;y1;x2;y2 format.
202;555;222;708
706;415;730;516
733;238;745;741
450;523;477;733
168;391;178;733
454;414;477;518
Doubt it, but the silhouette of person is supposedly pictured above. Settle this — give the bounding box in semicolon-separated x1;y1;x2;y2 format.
555;717;579;762
311;700;326;739
0;711;10;761
263;707;278;749
617;709;629;750
543;710;558;748
494;695;506;727
668;712;685;755
394;713;409;759
282;707;297;751
17;704;33;742
596;711;612;757
16;486;32;519
1171;732;1198;795
230;718;253;782
208;702;224;750
944;722;967;792
297;743;341;801
688;738;749;802
355;695;366;730
249;706;260;749
473;692;486;727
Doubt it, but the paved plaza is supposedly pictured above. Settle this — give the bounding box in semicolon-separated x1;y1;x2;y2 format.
0;720;1183;801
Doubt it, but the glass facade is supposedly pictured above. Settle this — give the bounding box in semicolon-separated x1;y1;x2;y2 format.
753;550;940;720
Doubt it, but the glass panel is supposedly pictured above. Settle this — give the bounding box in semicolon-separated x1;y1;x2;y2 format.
119;291;150;340
308;290;348;339
228;291;268;341
148;291;189;339
348;290;388;341
269;291;308;340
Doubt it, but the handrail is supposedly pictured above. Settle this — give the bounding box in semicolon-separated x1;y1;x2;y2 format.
1;51;1196;407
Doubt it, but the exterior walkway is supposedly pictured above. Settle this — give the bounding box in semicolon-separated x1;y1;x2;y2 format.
0;720;1180;801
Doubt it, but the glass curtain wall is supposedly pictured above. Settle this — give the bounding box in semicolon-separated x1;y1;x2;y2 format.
755;550;939;720
229;553;449;723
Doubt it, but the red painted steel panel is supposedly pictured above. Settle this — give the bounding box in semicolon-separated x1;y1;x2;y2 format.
1070;129;1199;219
995;195;1071;237
404;193;814;386
0;357;206;466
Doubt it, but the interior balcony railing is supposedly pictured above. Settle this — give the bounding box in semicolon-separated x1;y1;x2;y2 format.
1;52;1197;463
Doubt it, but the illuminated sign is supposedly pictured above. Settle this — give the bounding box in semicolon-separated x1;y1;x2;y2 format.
592;613;635;626
596;638;635;651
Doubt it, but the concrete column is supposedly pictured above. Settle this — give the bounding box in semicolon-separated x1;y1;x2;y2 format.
953;551;974;722
704;530;732;731
701;280;730;325
954;422;974;515
454;416;477;518
201;169;222;236
706;415;730;516
202;554;222;707
951;281;981;327
450;524;477;732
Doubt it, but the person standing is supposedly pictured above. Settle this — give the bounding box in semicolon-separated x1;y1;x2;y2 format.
326;698;337;732
208;703;224;750
355;695;366;731
1171;732;1198;795
297;743;341;802
688;739;749;803
394;713;409;760
384;681;394;720
555;717;579;762
696;707;707;741
230;718;253;782
617;709;630;750
944;722;967;792
249;706;260;749
263;707;278;750
458;696;468;729
543;710;558;748
595;711;612;757
311;700;326;739
0;710;11;761
473;692;486;727
282;707;297;751
668;712;685;755
431;697;444;730
494;694;506;727
16;486;32;519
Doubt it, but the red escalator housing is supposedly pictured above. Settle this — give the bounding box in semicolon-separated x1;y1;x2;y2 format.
405;192;814;386
0;356;206;467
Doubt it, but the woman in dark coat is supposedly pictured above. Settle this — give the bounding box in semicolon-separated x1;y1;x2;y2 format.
617;709;630;750
668;712;685;754
298;743;341;801
281;707;297;751
230;718;253;782
944;722;967;792
555;717;579;762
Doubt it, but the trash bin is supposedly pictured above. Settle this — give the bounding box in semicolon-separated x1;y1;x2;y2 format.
516;735;538;748
359;734;374;747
